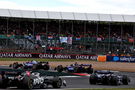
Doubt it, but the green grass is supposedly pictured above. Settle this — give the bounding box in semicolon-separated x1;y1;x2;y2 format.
70;88;135;90
0;58;90;62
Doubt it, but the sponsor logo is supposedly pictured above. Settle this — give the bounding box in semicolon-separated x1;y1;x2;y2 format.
54;54;71;59
119;57;135;62
113;56;119;61
76;55;97;60
0;53;32;58
0;53;14;57
14;53;32;58
0;52;97;60
39;54;53;58
112;56;135;62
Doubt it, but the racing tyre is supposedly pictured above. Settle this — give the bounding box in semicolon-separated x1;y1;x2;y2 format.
40;83;48;89
21;76;33;89
122;75;130;85
74;67;79;73
44;65;50;70
13;63;18;69
110;76;119;85
89;74;97;84
9;64;12;67
32;64;37;70
56;65;64;72
102;76;110;85
0;74;7;89
86;68;94;74
52;78;62;88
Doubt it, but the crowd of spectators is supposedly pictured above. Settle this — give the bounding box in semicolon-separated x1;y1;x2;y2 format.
0;18;135;55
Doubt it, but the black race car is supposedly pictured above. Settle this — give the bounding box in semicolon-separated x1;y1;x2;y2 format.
9;61;50;70
55;63;93;74
89;70;130;85
0;70;66;89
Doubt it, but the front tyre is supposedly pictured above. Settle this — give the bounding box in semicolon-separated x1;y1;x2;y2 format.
0;75;7;89
110;76;119;85
52;78;62;88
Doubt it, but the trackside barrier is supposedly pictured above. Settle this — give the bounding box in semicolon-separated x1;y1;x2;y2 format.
107;56;135;63
0;52;97;60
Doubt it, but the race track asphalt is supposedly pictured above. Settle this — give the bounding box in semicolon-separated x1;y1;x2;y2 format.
63;72;135;89
0;66;135;89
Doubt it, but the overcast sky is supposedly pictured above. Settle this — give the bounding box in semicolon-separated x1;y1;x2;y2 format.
0;0;135;14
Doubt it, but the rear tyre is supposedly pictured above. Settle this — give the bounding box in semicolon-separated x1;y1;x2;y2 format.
122;75;130;85
44;65;50;70
56;65;64;73
87;68;94;74
13;63;18;69
18;76;33;89
32;64;37;70
74;67;79;73
89;74;97;84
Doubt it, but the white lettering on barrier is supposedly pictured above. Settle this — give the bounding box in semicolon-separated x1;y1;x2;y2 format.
90;56;98;60
76;55;97;60
39;54;53;58
14;54;32;58
0;53;13;57
76;55;89;60
0;52;97;60
54;55;71;59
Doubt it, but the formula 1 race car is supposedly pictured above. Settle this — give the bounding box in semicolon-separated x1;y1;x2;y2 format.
9;61;50;70
89;70;130;85
55;62;93;74
0;70;66;89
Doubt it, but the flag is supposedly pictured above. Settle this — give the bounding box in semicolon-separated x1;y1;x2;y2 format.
36;35;41;41
129;38;134;43
97;37;102;41
76;37;81;40
59;37;68;43
67;37;72;44
48;35;53;40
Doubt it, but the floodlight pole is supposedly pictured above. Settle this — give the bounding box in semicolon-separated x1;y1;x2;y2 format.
120;23;123;55
96;22;99;55
58;20;61;49
32;20;35;52
59;20;61;35
71;21;74;35
108;22;111;52
18;19;21;49
133;24;135;52
32;20;35;37
6;18;9;47
45;21;48;53
83;21;86;52
6;18;9;35
46;21;48;38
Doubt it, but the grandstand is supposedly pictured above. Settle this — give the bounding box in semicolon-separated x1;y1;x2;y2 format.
0;9;135;56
